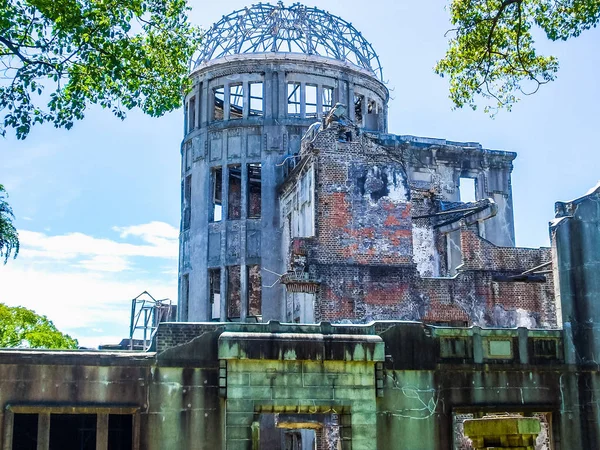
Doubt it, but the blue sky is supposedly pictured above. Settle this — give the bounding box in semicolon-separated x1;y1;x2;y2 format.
0;0;599;347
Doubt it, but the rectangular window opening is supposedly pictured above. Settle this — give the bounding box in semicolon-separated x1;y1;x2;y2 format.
12;413;38;450
183;175;191;230
322;86;334;113
248;163;262;219
248;265;262;317
305;84;317;118
228;165;242;220
181;274;189;320
354;94;364;124
50;414;97;450
187;96;196;132
211;167;222;222
459;177;477;203
227;266;241;319
249;82;264;117
287;82;301;116
367;99;377;114
209;268;221;320
213;86;224;120
108;414;133;450
229;83;243;119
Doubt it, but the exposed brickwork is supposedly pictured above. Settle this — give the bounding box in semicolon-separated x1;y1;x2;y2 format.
281;125;557;329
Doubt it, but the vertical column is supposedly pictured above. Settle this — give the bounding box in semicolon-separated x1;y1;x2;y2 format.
240;160;248;322
348;84;355;122
220;164;229;322
278;72;287;119
2;410;13;450
265;69;274;119
96;414;108;450
317;84;323;119
37;413;50;450
300;82;306;119
224;84;231;121
242;81;250;119
195;82;202;128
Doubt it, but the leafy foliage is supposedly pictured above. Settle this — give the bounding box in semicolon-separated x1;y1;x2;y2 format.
436;0;600;114
0;303;78;348
0;184;19;263
0;0;200;139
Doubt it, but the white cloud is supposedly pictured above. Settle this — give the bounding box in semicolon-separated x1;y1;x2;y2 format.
0;262;177;347
0;221;179;347
18;221;179;265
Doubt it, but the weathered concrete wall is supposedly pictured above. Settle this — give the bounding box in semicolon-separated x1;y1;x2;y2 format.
0;320;598;449
551;184;600;448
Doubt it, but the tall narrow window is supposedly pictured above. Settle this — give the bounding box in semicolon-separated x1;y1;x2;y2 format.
248;163;262;218
227;266;241;319
229;83;243;119
183;175;191;230
213;86;224;120
209;268;221;320
228;165;242;220
248;265;262;317
459;177;477;203
211;167;222;222
249;82;263;116
306;84;317;118
188;96;196;132
287;82;301;116
322;86;334;113
354;94;364;124
108;415;133;450
181;274;189;319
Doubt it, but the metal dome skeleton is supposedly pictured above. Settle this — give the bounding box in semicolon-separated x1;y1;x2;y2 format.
194;2;384;80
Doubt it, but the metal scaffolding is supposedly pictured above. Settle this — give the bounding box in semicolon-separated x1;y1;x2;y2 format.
129;291;175;351
193;2;383;80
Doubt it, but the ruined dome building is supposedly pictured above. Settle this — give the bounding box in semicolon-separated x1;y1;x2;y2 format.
178;2;554;329
3;4;600;450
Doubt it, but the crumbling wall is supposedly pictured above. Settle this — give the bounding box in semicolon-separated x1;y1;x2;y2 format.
309;127;413;265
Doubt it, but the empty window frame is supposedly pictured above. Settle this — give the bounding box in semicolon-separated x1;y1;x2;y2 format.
12;413;38;450
354;94;365;124
227;266;241;319
181;273;189;320
228;165;242;220
248;163;262;218
229;83;244;119
459;177;477;203
248;265;262;317
183;175;191;230
322;86;334;113
367;98;377;115
8;409;136;450
184;141;192;171
249;82;263;117
287;82;301;116
211;167;223;222
305;84;318;118
50;414;96;450
187;96;196;132
209;268;221;320
213;86;224;120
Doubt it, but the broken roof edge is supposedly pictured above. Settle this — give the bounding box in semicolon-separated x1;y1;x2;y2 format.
376;133;517;160
553;181;600;221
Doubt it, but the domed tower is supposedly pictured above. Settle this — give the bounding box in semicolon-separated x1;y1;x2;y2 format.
178;2;388;322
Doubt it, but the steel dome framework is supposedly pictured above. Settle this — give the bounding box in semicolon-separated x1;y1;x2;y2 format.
194;2;384;81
